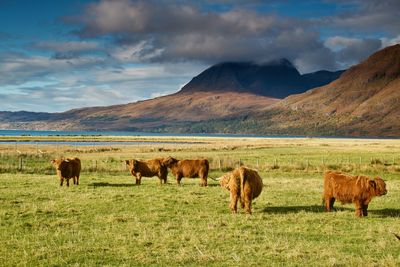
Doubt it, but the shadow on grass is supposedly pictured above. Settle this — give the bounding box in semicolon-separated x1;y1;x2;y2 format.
262;206;400;217
88;182;134;187
369;208;400;218
262;205;352;214
205;183;220;187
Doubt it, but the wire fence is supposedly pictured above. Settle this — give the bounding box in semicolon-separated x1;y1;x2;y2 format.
1;151;399;175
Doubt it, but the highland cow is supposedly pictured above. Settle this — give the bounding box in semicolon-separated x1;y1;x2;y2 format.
218;166;263;214
51;157;81;187
125;158;168;185
323;171;387;217
163;157;209;186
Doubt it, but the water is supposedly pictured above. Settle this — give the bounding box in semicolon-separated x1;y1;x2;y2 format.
0;141;198;146
0;129;279;138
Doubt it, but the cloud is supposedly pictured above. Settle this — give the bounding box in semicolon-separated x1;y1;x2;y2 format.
325;36;382;67
34;41;99;53
0;49;204;112
65;0;335;72
381;35;400;48
326;0;400;36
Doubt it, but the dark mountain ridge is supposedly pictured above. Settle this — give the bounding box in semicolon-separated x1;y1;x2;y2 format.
180;59;344;98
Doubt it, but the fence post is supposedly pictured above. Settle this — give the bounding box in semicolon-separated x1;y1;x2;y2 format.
256;158;259;168
19;157;23;171
238;158;241;167
218;158;221;170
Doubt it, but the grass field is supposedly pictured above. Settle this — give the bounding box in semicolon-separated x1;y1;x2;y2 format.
0;137;399;266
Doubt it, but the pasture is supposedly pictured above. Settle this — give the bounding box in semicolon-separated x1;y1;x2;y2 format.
0;136;399;266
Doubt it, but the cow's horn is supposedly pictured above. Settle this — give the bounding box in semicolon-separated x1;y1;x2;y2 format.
210;177;221;181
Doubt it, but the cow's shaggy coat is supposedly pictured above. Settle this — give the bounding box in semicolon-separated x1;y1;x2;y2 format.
323;171;387;217
163;157;209;186
51;157;81;187
219;166;263;214
125;158;168;185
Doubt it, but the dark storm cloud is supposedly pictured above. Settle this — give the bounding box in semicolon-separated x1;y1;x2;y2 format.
66;0;337;72
325;37;382;66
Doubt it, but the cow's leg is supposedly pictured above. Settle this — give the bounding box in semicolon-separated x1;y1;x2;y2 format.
136;173;142;185
176;174;183;185
244;200;252;215
60;177;64;186
229;191;238;213
66;178;70;187
354;201;362;217
76;175;80;185
73;177;76;185
325;197;335;211
330;198;335;210
324;197;331;211
200;174;207;187
244;191;253;214
362;204;369;217
159;172;167;185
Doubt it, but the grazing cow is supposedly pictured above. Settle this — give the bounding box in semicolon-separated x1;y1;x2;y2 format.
323;171;387;217
51;157;81;187
125;158;168;185
218;166;263;214
162;156;209;186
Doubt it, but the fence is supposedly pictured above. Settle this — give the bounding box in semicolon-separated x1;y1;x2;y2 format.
1;152;399;175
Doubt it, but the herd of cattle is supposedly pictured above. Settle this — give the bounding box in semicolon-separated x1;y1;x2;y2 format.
51;156;387;217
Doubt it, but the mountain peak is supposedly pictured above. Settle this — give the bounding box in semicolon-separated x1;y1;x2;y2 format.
179;59;342;98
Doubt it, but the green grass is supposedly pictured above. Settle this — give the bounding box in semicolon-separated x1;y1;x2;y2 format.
1;138;400;266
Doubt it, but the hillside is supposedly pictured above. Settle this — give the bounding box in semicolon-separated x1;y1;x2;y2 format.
0;92;278;131
180;44;400;137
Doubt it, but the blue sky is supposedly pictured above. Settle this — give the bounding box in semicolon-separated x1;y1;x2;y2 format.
0;0;399;112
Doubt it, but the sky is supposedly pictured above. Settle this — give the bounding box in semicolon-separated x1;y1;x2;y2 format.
0;0;399;112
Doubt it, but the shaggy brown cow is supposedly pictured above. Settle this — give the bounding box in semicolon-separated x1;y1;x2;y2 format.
323;171;387;217
51;157;81;187
125;158;168;185
163;156;209;186
218;166;263;214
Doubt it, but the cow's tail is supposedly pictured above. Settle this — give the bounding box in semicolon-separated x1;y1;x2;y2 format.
239;168;246;202
209;176;219;181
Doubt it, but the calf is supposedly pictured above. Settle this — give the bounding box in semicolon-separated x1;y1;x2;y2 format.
163;157;209;186
125;158;168;185
218;166;263;214
323;171;387;217
51;157;81;187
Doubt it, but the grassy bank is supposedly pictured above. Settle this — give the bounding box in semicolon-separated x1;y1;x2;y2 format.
0;137;399;266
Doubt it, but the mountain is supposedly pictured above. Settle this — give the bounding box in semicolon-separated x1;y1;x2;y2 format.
0;92;278;131
0;59;343;132
180;59;344;98
183;44;400;137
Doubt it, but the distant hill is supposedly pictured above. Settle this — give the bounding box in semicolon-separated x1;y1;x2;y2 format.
180;59;344;98
0;92;278;131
